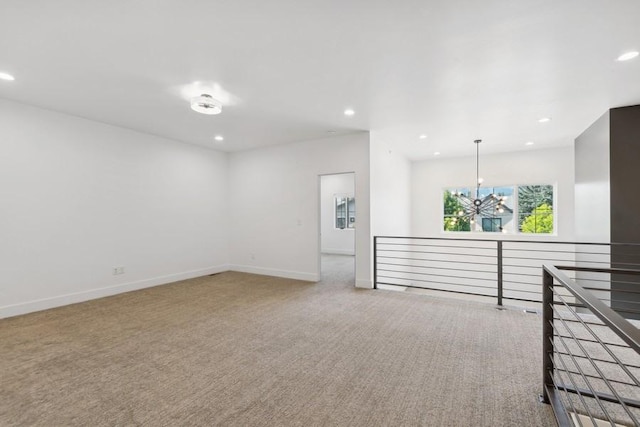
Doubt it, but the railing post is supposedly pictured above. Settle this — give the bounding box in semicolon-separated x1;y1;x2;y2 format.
497;240;503;306
542;268;554;404
373;236;378;289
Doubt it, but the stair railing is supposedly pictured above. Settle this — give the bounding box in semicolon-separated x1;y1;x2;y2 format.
542;265;640;427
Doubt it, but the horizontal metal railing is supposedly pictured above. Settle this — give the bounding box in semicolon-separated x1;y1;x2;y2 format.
542;265;640;427
372;236;640;425
373;236;640;317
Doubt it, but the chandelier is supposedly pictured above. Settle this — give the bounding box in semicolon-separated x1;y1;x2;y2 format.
451;139;507;230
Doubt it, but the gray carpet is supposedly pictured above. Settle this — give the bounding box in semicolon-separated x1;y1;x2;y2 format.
0;255;555;426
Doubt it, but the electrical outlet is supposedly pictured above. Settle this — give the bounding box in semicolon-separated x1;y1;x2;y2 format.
112;266;125;275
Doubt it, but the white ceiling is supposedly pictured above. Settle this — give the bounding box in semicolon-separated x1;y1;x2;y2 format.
1;0;639;159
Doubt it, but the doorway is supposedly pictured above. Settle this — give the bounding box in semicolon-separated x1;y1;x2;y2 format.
319;173;356;286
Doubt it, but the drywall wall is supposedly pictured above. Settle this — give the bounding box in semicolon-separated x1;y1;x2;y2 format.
574;111;610;243
228;133;371;287
320;173;355;255
370;136;412;237
0;99;229;318
411;146;575;240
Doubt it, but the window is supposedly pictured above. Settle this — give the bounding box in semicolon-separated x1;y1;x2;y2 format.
518;185;554;234
443;184;553;234
482;217;502;232
443;188;472;231
444;186;514;232
335;196;355;229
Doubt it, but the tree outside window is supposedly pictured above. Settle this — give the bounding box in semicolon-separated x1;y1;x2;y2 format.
443;184;554;234
443;190;471;231
518;185;554;233
443;187;513;233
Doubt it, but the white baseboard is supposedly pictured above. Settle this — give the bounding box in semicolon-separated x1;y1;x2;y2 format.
356;279;373;289
229;264;319;282
0;264;230;319
321;249;355;256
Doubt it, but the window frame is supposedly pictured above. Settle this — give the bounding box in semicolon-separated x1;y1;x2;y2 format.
442;183;556;236
334;194;356;230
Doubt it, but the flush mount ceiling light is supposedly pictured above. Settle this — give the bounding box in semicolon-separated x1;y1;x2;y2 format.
433;151;441;156
191;94;222;115
0;72;15;81
451;140;509;231
525;141;535;146
214;135;224;142
617;51;639;62
538;117;551;123
419;134;428;140
344;108;355;116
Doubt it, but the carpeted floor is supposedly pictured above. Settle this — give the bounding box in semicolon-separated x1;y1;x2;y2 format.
0;255;555;426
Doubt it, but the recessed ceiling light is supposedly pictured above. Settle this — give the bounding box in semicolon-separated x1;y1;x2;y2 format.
525;141;535;146
214;135;224;142
538;117;551;123
344;109;355;116
433;151;441;156
0;72;15;81
419;134;428;140
191;94;222;115
617;51;639;62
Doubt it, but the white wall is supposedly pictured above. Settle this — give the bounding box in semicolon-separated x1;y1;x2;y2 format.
320;173;355;255
370;136;412;237
0;99;229;318
574;111;610;242
574;112;611;299
228;133;372;287
0;97;581;318
411;146;575;240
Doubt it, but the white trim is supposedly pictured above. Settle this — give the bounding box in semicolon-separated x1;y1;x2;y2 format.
0;264;229;319
356;279;373;289
229;264;319;282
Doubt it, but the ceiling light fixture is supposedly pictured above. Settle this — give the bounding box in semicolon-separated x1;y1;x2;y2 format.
451;139;509;231
191;94;222;115
214;135;224;142
538;117;551;123
433;151;441;156
525;141;535;146
419;134;428;140
617;51;639;62
0;72;15;81
344;109;355;116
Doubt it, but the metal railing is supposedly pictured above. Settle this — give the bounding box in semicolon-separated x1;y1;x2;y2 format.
373;236;640;425
373;236;640;317
542;265;640;427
